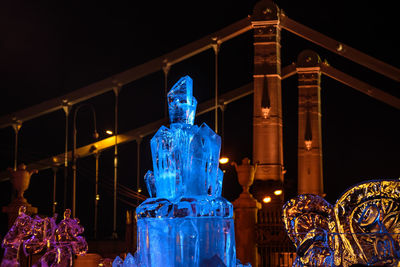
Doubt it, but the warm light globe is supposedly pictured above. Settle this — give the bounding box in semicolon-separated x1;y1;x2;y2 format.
274;189;283;196
219;157;229;164
106;130;113;135
263;196;271;203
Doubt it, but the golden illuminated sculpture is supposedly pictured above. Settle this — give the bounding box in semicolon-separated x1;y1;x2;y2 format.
283;179;400;267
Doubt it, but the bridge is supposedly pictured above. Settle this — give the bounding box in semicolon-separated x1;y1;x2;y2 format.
0;0;399;266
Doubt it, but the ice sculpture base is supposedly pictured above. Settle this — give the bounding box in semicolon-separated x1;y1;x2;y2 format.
125;75;248;267
137;217;235;267
135;196;236;267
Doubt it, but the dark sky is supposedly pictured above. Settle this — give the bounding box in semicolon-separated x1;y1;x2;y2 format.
0;1;399;238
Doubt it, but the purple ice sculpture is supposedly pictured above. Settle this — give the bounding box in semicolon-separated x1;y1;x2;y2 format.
1;208;88;267
1;206;34;267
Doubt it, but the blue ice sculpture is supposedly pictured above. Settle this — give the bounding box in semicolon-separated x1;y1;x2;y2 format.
127;75;245;267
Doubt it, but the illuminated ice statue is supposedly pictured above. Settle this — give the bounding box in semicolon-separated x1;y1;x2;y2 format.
118;76;246;267
1;208;87;267
282;180;400;267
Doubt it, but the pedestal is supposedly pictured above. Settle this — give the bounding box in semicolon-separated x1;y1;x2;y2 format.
232;158;261;266
2;164;38;229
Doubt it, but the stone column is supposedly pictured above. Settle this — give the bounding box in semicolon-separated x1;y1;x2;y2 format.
125;209;137;252
233;158;261;266
2;164;38;228
296;50;324;195
251;0;284;184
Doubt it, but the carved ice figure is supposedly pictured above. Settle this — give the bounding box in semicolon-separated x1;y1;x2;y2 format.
132;76;241;267
1;206;34;267
282;194;337;267
23;214;57;255
44;209;88;266
1;208;88;267
335;180;400;266
283;179;400;267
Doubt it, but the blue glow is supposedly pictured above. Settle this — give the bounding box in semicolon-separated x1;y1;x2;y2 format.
167;75;197;125
122;76;246;266
123;253;137;267
112;256;123;267
144;170;155;198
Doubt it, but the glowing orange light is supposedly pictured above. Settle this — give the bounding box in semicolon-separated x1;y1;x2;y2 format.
305;140;312;151
261;107;271;119
219;157;229;164
106;130;113;135
138;188;142;193
263;196;271;203
274;189;283;196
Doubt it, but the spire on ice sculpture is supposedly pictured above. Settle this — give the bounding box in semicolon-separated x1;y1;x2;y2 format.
167;75;197;125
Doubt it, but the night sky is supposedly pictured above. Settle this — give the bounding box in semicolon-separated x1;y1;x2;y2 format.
0;1;399;239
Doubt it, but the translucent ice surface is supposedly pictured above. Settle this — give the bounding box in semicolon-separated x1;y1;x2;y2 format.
168;76;197;125
112;256;123;267
151;126;178;199
123;253;137;267
1;208;88;267
129;76;243;267
136;218;235;267
144;170;156;198
187;123;221;196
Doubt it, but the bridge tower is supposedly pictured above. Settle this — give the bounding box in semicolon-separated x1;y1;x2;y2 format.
296;50;324;196
251;0;284;194
250;1;294;266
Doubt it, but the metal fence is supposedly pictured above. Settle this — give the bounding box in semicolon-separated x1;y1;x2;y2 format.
256;205;296;267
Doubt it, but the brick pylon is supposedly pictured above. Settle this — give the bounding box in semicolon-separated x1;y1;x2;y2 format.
296;50;324;196
251;0;284;186
233;158;261;266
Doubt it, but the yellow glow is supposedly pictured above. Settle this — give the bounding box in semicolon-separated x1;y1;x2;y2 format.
138;188;142;193
263;196;271;203
274;189;283;196
96;194;100;201
219;157;229;164
305;140;312;151
106;130;113;135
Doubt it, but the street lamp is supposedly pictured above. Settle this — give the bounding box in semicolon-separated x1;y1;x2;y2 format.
219;157;229;165
263;196;272;203
72;103;98;218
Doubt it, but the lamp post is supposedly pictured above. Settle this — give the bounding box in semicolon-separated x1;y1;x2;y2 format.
111;82;122;239
211;37;220;134
62;100;71;211
72;104;98;218
52;165;58;215
94;150;100;239
11;118;22;171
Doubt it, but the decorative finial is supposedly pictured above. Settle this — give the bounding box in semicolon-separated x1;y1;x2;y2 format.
167;76;197;125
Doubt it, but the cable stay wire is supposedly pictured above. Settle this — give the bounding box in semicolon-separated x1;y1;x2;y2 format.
76;166;146;201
